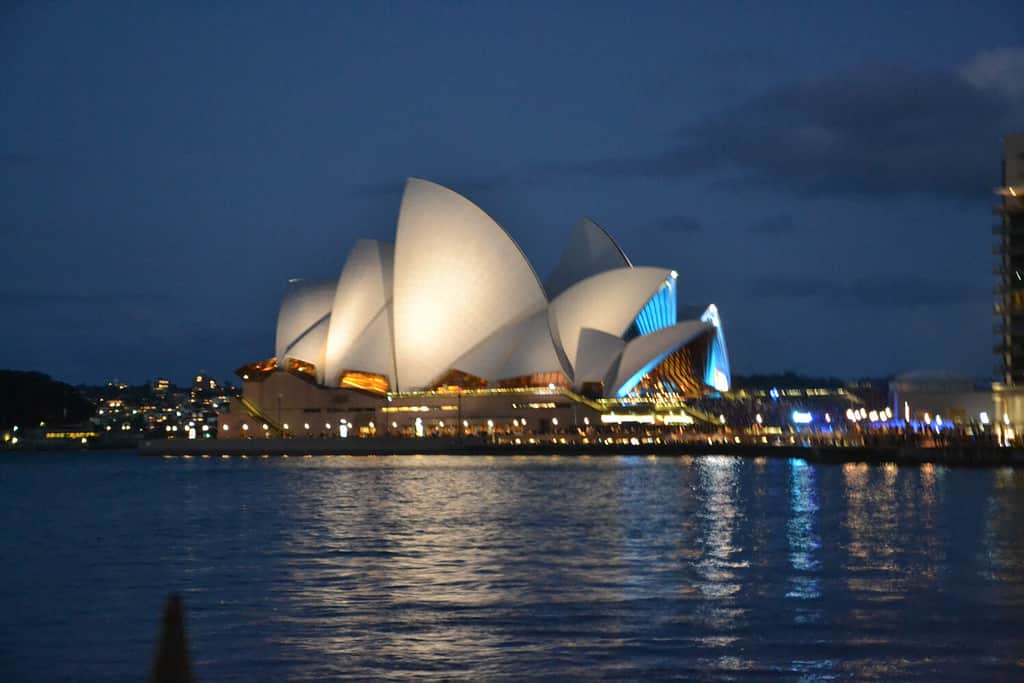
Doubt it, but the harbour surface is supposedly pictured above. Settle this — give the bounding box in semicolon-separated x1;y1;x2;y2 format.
2;451;1023;681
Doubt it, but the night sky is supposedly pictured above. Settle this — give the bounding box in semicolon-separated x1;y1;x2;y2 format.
2;2;1022;385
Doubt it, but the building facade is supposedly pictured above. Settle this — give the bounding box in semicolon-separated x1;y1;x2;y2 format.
221;178;731;435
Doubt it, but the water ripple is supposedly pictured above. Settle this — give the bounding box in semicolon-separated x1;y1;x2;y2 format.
1;453;1023;681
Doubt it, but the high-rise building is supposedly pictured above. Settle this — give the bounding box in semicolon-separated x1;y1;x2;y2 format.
995;135;1024;385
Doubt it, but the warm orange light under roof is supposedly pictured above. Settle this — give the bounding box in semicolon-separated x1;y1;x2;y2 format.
430;369;488;391
339;370;389;395
235;357;277;380
287;358;316;378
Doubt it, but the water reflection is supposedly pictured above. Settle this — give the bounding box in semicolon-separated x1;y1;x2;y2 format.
786;459;821;603
692;456;746;650
2;453;1023;681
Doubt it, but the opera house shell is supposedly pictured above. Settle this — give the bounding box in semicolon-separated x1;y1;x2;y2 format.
242;178;730;401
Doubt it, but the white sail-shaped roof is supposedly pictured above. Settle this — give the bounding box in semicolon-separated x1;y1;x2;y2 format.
609;320;714;398
497;309;568;381
548;267;674;375
392;178;548;390
331;305;397;385
574;328;626;387
275;279;335;380
545;218;632;298
447;314;530;382
446;308;569;383
323;240;394;387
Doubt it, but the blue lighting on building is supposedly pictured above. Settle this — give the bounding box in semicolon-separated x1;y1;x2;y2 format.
624;278;677;340
700;304;730;392
616;349;674;398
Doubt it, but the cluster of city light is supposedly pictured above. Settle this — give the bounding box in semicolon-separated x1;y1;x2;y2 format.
845;406;892;423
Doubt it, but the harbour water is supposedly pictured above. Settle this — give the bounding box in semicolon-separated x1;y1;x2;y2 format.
2;452;1023;681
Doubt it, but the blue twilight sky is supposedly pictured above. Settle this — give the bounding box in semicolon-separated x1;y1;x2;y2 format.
2;1;1022;385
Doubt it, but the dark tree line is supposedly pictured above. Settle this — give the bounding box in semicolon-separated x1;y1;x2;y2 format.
0;370;94;429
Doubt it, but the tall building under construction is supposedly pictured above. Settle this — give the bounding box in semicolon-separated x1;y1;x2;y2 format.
995;135;1024;385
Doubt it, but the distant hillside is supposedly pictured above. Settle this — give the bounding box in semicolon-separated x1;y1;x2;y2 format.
732;372;877;390
0;370;95;429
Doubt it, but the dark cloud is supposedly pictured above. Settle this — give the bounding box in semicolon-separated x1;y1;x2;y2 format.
560;52;1023;200
752;275;987;308
747;214;798;235
652;215;703;234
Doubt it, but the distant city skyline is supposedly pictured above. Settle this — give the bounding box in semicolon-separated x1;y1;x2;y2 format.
2;2;1022;384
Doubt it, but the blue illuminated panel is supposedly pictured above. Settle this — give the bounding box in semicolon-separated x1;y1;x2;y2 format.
700;304;730;392
624;278;677;341
616;349;674;398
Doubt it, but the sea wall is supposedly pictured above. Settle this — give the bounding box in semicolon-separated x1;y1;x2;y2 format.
137;437;1024;467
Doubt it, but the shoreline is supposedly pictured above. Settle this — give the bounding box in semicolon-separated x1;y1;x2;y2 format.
134;437;1024;467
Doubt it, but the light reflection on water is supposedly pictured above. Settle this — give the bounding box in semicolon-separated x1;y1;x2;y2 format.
1;453;1023;681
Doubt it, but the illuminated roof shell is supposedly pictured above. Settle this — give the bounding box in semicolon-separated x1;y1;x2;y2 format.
609;320;715;398
547;267;675;376
545;217;632;298
497;309;568;381
323;240;395;387
392;178;548;390
573;328;626;388
262;178;730;401
275;279;335;383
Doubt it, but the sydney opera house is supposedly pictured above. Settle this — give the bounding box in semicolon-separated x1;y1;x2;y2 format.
220;178;729;437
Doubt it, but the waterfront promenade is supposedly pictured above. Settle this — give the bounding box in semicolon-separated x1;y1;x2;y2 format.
138;436;1024;467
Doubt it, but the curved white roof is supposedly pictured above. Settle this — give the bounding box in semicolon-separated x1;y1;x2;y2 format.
574;328;626;387
609;320;714;397
331;304;397;385
275;279;336;378
498;309;568;380
548;266;674;375
446;308;569;383
323;240;394;386
545;218;632;298
447;314;531;382
392;178;548;390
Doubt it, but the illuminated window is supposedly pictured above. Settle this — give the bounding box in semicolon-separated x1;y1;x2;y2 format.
496;372;570;389
339;370;389;395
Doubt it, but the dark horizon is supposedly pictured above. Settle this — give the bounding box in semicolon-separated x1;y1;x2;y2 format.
3;2;1022;385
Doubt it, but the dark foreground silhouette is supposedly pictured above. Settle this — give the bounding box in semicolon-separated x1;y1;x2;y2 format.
150;594;193;683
